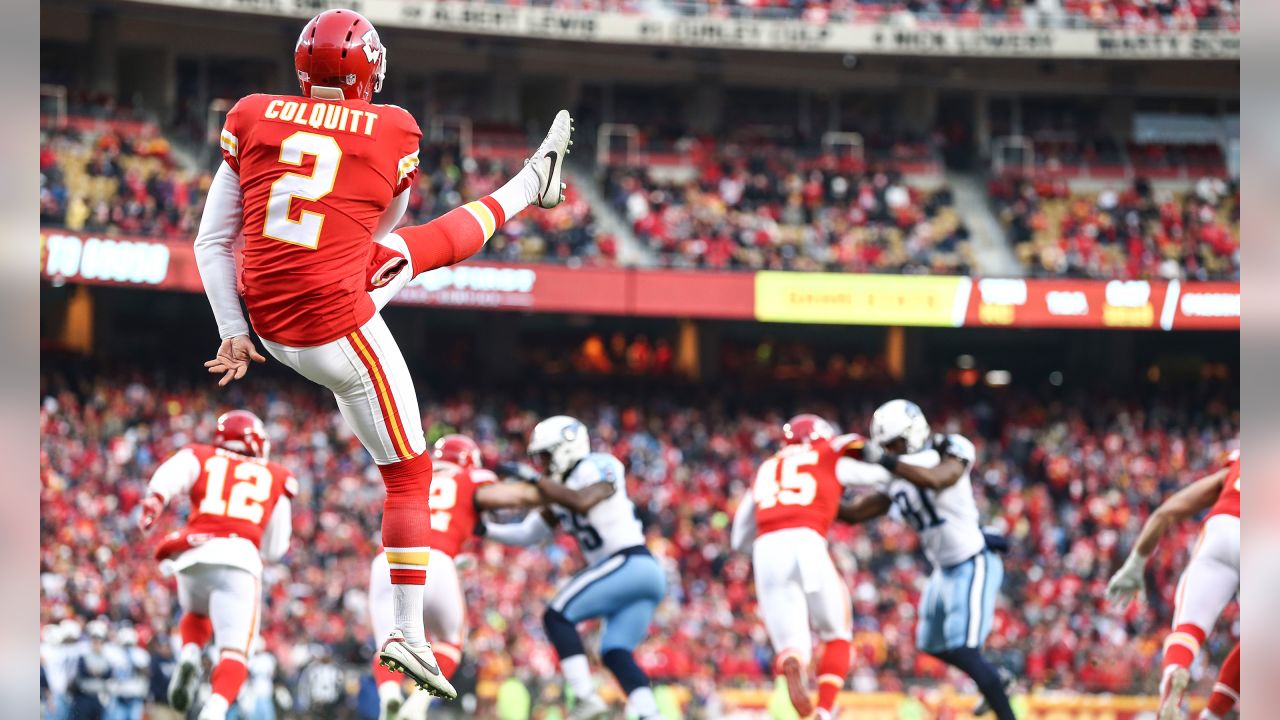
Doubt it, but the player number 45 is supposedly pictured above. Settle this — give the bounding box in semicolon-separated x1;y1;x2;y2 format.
754;450;819;509
263;131;343;250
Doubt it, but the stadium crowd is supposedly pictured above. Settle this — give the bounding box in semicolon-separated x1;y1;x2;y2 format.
38;124;610;267
41;115;1244;279
40;362;1239;717
604;140;972;273
992;174;1240;279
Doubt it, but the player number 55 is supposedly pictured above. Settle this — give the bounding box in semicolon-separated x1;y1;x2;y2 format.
263;131;343;250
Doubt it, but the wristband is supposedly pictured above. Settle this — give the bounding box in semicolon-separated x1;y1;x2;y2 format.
877;453;900;473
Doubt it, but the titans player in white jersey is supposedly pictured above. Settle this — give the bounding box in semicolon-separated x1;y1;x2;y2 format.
838;400;1014;720
486;416;667;720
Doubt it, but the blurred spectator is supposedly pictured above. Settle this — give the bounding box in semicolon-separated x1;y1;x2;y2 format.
40;365;1238;713
992;175;1239;279
605;139;970;273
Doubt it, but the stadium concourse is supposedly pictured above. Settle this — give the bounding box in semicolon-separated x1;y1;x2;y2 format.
40;357;1238;717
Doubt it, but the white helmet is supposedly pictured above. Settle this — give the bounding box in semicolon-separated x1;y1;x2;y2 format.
115;625;138;646
871;399;931;454
58;618;83;642
527;415;591;482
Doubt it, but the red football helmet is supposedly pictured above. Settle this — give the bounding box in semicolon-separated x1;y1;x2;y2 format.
214;410;270;459
294;9;386;102
782;414;836;445
433;434;481;469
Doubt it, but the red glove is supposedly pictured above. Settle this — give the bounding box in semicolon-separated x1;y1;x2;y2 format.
138;493;164;532
366;242;409;292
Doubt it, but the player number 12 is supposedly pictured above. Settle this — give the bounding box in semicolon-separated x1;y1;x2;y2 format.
263;131;343;250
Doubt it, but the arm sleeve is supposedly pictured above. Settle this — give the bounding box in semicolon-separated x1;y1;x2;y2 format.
393;111;422;195
484;512;553;547
193;161;250;340
374;189;409;240
148;448;202;503
943;434;977;466
730;492;757;553
835;457;893;488
260;497;292;562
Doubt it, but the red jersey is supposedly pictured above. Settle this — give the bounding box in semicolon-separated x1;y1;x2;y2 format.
424;463;496;558
1207;449;1240;520
159;440;296;550
753;434;866;538
220;93;421;346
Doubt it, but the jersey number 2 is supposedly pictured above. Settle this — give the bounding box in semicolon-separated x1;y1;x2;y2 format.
199;456;273;523
429;474;458;532
264;131;343;249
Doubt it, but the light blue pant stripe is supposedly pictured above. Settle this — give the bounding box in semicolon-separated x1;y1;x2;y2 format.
917;549;1003;654
555;553;666;652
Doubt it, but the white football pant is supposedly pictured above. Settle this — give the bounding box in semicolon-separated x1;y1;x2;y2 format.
177;563;261;656
1173;514;1240;633
261;312;426;466
752;527;852;664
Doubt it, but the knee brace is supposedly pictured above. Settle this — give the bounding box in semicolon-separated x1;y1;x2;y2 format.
542;608;586;660
602;648;651;696
933;648;1014;720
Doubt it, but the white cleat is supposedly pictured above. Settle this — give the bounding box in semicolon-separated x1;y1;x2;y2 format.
1158;666;1191;720
167;653;201;712
378;631;458;701
528;109;574;209
567;693;610;720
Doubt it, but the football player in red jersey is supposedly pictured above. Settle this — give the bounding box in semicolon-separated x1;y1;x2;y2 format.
137;410;296;720
191;9;572;700
1107;447;1240;720
367;435;615;719
729;414;885;720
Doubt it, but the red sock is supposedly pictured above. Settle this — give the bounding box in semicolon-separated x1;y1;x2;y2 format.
434;642;462;680
379;453;434;585
179;613;213;647
1206;642;1241;716
372;653;403;686
816;639;851;712
395;196;506;276
1163;623;1207;671
210;650;249;702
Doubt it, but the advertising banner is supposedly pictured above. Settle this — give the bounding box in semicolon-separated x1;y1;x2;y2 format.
755;272;970;327
963;278;1239;331
123;0;1239;60
39;230;1237;330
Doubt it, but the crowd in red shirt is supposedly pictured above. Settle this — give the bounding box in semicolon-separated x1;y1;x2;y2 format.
605;140;971;273
40;366;1238;707
992;174;1239;279
39;125;612;267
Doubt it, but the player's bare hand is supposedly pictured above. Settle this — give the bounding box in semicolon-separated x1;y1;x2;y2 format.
205;335;267;386
138;494;164;532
